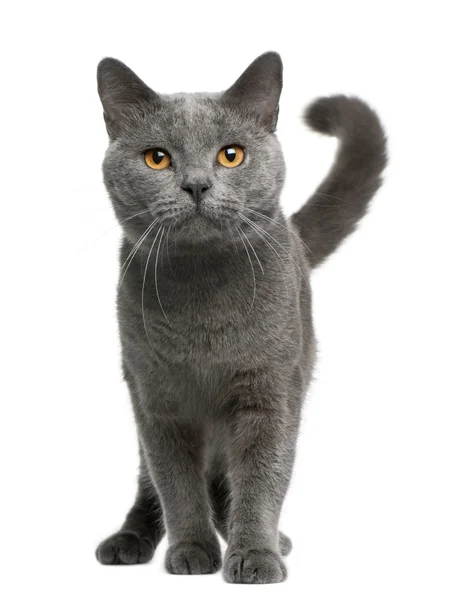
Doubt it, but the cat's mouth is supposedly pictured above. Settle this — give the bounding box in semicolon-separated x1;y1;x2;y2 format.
167;208;228;241
185;210;222;229
152;197;239;240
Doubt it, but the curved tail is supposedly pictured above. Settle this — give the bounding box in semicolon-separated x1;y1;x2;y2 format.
291;95;387;268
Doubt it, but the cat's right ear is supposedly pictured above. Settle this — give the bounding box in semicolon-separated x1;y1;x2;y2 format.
97;58;160;139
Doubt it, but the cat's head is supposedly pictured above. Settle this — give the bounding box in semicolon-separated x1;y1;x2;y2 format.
97;52;285;247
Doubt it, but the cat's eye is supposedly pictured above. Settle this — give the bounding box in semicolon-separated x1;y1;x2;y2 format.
144;148;171;170
217;145;245;168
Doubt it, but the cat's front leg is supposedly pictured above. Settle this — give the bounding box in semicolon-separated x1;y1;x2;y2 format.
139;414;221;575
223;370;295;584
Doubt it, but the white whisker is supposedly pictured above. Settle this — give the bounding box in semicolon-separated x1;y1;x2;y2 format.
76;207;155;257
118;218;159;290
154;226;172;326
165;225;174;275
239;226;264;274
141;225;164;363
237;226;257;312
315;191;350;203
239;215;290;301
245;207;316;262
121;218;159;273
240;213;306;285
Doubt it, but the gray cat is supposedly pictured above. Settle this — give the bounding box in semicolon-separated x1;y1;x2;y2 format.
95;52;387;584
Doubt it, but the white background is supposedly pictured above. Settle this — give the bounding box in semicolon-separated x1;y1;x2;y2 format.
1;1;449;598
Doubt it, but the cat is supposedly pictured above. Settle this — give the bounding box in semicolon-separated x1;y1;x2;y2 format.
95;52;387;584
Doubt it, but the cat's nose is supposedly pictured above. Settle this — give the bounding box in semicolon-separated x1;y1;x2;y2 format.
181;181;212;205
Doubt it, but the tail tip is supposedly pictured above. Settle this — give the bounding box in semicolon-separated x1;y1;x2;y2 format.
304;95;386;146
303;96;343;136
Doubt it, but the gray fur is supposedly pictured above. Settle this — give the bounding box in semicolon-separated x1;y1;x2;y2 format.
95;52;387;583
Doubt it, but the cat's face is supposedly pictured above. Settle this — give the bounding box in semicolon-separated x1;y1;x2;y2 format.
98;53;285;246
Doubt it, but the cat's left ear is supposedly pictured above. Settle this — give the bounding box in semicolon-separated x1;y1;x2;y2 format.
97;58;160;138
222;52;283;132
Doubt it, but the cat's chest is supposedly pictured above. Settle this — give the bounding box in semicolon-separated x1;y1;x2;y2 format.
148;271;272;357
121;254;296;365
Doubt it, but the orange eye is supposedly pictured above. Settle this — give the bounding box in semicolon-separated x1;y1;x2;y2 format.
217;145;245;168
144;148;171;170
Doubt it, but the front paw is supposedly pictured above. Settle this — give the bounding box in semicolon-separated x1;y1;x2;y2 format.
224;547;287;584
96;531;155;565
165;540;222;575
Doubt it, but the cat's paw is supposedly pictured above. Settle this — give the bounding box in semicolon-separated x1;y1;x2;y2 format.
224;548;287;584
96;531;155;565
165;540;222;574
279;531;292;556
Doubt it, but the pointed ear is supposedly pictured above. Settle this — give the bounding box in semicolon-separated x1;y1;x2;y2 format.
222;52;283;132
97;58;160;138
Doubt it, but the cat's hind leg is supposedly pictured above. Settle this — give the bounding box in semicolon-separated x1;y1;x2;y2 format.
96;450;165;565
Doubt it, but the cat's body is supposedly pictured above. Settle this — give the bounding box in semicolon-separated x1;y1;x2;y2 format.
95;53;387;583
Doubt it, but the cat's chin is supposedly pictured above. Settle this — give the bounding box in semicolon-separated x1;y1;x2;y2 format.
171;212;231;243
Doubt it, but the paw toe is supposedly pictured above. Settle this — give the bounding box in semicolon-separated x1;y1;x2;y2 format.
96;531;154;565
165;541;221;575
224;548;286;584
279;532;292;556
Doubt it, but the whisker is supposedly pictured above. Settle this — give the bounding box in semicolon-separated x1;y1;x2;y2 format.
154;226;172;326
142;225;164;363
118;218;159;290
239;226;264;274
314;191;351;204
168;224;187;249
119;208;156;224
120;217;159;273
76;207;155;257
225;224;240;256
239;215;290;301
301;202;345;207
236;226;257;312
245;207;316;262
165;224;175;275
240;213;306;285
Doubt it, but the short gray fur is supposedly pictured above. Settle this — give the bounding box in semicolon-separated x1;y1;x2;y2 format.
95;52;387;583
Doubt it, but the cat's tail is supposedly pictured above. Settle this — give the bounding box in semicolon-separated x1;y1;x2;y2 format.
291;95;387;269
